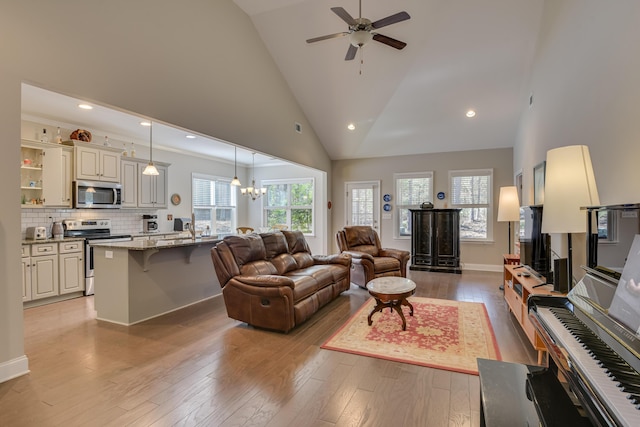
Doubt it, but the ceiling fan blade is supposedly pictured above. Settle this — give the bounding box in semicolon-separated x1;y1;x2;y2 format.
345;44;358;61
331;7;357;26
371;11;410;29
373;34;407;50
306;32;349;44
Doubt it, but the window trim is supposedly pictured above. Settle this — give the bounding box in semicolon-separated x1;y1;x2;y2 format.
191;172;237;235
449;168;494;242
394;171;434;239
262;177;315;235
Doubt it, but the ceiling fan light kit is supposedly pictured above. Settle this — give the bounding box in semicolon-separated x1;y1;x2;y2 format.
306;0;410;61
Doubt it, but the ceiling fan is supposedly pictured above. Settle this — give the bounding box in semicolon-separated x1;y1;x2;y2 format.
306;0;410;61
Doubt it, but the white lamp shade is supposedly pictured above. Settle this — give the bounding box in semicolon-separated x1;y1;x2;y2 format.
541;145;600;234
497;186;520;222
350;30;373;47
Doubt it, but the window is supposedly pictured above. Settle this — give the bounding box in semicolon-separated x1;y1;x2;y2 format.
450;169;493;240
394;172;433;237
192;173;236;235
597;210;617;242
263;178;314;234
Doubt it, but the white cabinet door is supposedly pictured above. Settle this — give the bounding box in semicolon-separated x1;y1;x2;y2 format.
59;252;84;294
31;254;59;300
138;163;168;208
61;149;73;206
42;146;64;206
75;145;101;181
21;256;32;302
121;160;139;208
100;150;121;182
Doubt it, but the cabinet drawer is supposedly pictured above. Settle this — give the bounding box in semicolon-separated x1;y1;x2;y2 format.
31;243;58;256
59;241;83;253
412;256;432;265
21;245;30;257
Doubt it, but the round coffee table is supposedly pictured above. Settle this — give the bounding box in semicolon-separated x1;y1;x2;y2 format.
366;277;416;331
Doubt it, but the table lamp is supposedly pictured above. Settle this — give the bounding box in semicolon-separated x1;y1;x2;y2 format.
497;186;521;253
541;145;599;292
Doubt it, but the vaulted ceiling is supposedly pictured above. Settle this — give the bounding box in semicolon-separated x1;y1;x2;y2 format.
234;0;544;160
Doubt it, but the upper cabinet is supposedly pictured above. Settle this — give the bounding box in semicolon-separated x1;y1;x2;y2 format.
74;144;121;182
120;158;170;209
20;140;73;208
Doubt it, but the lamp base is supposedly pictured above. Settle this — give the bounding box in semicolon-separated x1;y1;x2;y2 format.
553;258;569;293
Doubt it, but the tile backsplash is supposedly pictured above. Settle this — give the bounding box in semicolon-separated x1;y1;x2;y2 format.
21;208;164;238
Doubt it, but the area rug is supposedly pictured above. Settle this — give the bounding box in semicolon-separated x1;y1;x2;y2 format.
321;297;501;375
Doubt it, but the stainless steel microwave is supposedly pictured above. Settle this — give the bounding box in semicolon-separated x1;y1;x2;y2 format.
73;180;122;209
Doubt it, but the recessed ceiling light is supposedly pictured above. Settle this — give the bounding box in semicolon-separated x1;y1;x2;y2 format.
140;121;151;127
347;123;356;130
466;110;476;118
78;104;93;110
186;135;196;139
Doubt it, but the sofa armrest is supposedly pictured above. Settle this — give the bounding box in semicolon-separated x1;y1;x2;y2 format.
313;253;352;266
233;275;295;289
342;250;375;263
379;248;410;261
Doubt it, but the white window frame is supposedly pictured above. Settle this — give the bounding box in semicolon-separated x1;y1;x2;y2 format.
263;177;315;235
597;210;618;243
191;173;237;235
394;172;434;239
449;169;493;242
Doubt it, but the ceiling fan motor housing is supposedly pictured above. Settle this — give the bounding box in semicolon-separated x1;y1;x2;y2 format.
349;18;373;47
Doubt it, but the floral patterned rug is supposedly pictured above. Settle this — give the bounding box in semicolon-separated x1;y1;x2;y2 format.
321;297;501;375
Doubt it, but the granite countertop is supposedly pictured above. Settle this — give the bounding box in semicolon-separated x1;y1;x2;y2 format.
90;236;220;250
22;237;85;245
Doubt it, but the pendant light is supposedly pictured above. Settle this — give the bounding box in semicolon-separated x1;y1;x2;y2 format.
240;153;266;201
142;121;159;176
230;146;241;186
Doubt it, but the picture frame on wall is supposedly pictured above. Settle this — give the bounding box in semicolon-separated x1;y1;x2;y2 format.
533;161;546;205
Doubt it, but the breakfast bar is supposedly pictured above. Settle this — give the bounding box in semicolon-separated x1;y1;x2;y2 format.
91;237;222;325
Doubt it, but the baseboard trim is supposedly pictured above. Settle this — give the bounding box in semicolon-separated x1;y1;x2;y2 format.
0;355;29;384
462;263;503;273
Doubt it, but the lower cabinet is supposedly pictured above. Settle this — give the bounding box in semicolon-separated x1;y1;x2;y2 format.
22;241;84;303
59;241;84;294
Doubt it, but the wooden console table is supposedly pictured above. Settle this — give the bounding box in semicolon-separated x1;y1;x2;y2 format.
503;264;562;364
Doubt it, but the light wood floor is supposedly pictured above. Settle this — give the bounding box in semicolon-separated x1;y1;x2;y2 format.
0;270;537;426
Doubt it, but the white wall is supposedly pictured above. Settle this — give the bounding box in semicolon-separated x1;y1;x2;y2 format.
514;0;640;277
331;148;514;269
0;0;332;383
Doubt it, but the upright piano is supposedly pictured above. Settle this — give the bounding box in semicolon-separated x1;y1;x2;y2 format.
480;264;640;426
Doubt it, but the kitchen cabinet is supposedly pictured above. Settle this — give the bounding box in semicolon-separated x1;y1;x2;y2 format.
409;209;461;274
58;241;84;294
121;159;139;207
21;245;31;302
20;140;71;207
74;144;121;182
138;162;168;208
29;243;59;300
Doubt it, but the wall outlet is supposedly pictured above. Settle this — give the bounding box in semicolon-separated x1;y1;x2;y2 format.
105;250;113;259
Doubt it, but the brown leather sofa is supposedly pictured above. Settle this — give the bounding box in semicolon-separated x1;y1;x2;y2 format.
336;226;410;288
210;230;351;332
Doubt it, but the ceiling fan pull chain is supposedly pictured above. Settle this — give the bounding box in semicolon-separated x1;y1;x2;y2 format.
359;48;364;75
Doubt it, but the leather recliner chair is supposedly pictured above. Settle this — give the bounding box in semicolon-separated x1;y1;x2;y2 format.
336;226;410;288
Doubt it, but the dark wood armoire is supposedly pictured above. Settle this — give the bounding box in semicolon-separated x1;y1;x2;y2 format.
409;208;461;274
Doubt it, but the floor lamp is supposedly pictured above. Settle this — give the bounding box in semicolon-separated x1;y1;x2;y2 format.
497;186;521;254
541;145;599;292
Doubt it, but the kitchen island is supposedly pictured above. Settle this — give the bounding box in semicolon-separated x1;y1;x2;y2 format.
91;237;222;325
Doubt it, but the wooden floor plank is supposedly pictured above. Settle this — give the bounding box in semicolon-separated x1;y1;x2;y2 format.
1;269;537;426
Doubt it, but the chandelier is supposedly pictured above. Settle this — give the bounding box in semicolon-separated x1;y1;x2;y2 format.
240;153;266;201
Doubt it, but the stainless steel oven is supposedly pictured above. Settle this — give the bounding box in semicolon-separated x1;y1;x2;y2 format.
74;180;122;209
63;219;131;295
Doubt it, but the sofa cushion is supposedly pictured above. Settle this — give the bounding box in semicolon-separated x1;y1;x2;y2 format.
224;234;266;266
271;253;299;275
292;252;314;269
283;230;311;254
240;260;278;276
261;231;289;258
344;227;379;256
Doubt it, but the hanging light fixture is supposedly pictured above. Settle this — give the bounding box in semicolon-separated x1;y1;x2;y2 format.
230;146;241;186
142;121;159;176
240;153;266;201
